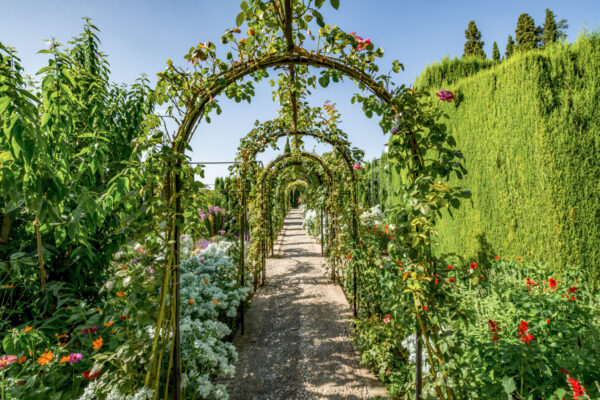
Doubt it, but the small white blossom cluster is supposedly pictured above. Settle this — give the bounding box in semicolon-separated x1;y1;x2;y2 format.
178;240;252;399
78;383;154;400
401;333;430;374
302;209;318;236
360;204;384;225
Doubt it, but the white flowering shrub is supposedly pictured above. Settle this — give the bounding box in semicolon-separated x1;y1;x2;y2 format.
178;240;252;399
360;204;384;226
302;209;318;236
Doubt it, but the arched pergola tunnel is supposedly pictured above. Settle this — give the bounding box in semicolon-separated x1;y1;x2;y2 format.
147;1;469;399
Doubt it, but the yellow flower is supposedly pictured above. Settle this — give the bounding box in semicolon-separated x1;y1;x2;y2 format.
24;326;33;333
37;351;53;366
92;337;103;351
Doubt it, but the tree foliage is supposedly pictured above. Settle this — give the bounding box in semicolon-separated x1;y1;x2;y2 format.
505;34;515;58
515;13;539;51
492;41;501;62
463;20;486;59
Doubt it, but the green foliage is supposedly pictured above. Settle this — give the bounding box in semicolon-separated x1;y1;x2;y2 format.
0;21;156;315
543;8;558;46
492;41;500;62
505;34;515;58
413;56;493;92
415;33;600;285
515;13;539;52
463;20;486;59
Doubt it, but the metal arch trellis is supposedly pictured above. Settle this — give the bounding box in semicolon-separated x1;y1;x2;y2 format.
254;151;366;314
153;1;432;399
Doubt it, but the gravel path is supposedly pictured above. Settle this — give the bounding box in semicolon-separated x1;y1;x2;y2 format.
224;209;389;400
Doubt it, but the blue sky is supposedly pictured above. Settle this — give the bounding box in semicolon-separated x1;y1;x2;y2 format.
1;0;598;185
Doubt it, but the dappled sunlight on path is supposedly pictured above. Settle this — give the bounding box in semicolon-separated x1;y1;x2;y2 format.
223;209;388;400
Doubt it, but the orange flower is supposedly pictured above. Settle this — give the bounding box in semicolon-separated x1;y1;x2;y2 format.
1;284;14;288
92;337;103;351
104;321;114;327
203;279;208;283
24;326;33;333
188;299;194;304
212;299;218;305
37;351;53;366
57;333;68;339
121;265;127;270
59;342;67;347
59;356;70;363
116;292;124;297
111;330;116;334
18;356;26;364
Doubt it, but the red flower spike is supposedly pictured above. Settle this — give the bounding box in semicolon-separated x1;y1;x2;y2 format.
548;278;557;290
567;376;587;398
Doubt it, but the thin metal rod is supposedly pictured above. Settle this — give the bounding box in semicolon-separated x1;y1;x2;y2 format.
173;163;182;400
416;322;423;399
239;170;246;336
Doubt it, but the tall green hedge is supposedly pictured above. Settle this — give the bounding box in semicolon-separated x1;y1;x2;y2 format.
413;33;600;282
413;56;494;92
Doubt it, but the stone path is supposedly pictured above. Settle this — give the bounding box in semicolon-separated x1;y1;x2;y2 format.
224;209;389;400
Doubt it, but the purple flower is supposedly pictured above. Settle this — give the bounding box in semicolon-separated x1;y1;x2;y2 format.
82;325;97;335
391;125;401;135
436;89;454;102
353;163;362;170
218;230;225;235
148;268;155;275
180;234;187;240
68;353;83;363
134;258;140;263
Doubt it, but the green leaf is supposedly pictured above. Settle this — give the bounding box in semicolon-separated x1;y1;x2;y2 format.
240;1;248;10
315;0;326;7
235;12;245;27
0;96;10;114
502;376;516;394
318;75;330;88
330;0;340;9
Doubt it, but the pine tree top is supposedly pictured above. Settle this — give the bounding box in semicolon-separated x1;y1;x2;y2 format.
463;20;486;59
492;41;501;62
505;34;515;58
515;13;539;52
543;8;558;46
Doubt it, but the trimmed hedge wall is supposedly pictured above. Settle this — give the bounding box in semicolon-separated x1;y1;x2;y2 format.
414;33;600;282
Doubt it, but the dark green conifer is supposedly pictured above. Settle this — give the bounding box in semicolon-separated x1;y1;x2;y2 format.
284;137;291;154
542;8;558;46
515;13;538;51
505;35;515;58
492;41;501;62
463;20;486;59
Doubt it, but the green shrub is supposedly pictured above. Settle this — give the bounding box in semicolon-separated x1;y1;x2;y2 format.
413;33;600;285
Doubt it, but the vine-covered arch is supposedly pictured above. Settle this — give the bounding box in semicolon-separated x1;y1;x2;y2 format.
148;1;463;399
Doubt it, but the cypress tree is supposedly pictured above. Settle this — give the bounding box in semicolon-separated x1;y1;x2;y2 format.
515;13;538;51
492;41;501;62
284;137;291;154
505;35;515;58
463;20;486;58
542;8;558;46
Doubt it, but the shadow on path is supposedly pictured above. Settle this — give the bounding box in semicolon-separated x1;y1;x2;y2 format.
222;209;389;400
